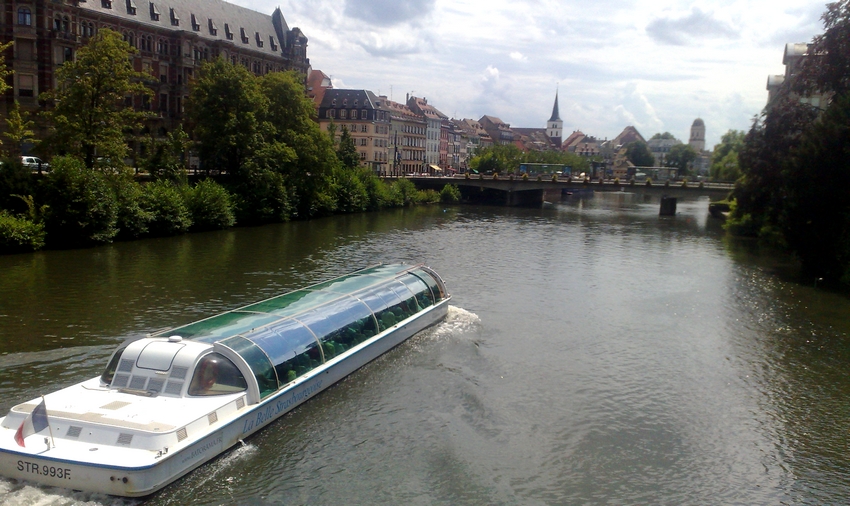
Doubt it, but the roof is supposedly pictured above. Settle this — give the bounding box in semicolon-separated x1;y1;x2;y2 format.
79;1;297;58
548;91;561;122
318;89;382;110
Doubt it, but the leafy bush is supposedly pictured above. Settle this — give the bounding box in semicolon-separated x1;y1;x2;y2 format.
111;175;152;239
41;155;118;247
360;170;393;210
439;184;461;203
185;179;235;231
333;166;369;213
388;178;418;206
228;168;291;225
0;210;45;253
141;180;192;236
416;189;440;204
0;156;35;214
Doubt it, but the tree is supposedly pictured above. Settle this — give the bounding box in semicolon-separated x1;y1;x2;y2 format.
650;132;677;140
186;58;266;174
780;93;850;282
624;141;654;167
665;143;697;176
709;130;745;181
3;101;35;157
40;29;152;170
336;126;359;169
794;0;850;96
0;41;12;96
258;70;339;218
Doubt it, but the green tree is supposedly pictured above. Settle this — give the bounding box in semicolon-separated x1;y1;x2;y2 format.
187;58;266;174
336;126;359;169
665;143;697;176
3;102;35;157
0;41;12;96
40;29;152;170
710;130;745;180
624;141;655;167
258;70;339;218
650;132;678;140
780;93;850;282
140;125;189;182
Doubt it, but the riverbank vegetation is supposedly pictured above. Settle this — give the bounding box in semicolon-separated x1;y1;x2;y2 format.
0;29;458;254
727;0;850;286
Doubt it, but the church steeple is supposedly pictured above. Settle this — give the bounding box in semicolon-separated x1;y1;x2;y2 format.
547;89;563;147
549;90;561;122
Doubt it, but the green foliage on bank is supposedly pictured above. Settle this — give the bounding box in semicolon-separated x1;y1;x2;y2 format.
728;0;850;286
0;210;45;253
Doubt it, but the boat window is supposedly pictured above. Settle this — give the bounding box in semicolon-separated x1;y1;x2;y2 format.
218;335;278;398
398;274;434;309
245;319;321;385
188;353;248;396
101;345;129;385
169;311;279;342
296;297;374;360
411;268;445;303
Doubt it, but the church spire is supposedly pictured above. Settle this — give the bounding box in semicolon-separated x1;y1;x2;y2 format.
548;88;561;122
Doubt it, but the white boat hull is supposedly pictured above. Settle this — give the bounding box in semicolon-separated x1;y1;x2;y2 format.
0;299;449;496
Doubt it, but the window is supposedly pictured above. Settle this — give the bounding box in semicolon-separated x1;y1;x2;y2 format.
63;47;73;62
361;109;368;120
360;138;367;146
17;7;31;26
327;109;335;119
269;36;277;51
224;23;233;40
188;353;248;396
255;32;263;47
169;7;179;26
18;75;34;97
126;0;136;15
361;124;368;133
339;109;347;119
190;14;199;31
102;0;112;8
240;27;248;43
208;18;217;35
360;152;366;160
149;1;159;20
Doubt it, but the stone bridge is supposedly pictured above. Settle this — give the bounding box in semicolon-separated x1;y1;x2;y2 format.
396;175;734;207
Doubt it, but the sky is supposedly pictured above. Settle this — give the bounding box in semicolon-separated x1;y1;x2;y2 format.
235;0;825;149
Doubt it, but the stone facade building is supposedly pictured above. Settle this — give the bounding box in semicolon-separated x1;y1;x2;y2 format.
317;89;391;173
1;0;310;150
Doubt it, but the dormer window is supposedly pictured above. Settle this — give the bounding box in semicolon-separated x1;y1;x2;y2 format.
240;27;248;43
224;23;233;40
208;18;217;35
190;14;199;31
255;32;263;47
269;36;277;51
169;7;179;26
126;0;136;15
102;0;112;9
149;1;159;20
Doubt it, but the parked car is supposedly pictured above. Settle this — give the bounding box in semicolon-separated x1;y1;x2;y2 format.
21;156;48;171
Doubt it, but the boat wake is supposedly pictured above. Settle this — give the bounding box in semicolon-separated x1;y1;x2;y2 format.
0;477;132;506
424;305;480;340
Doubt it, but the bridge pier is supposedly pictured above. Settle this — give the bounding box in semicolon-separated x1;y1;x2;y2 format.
505;189;544;206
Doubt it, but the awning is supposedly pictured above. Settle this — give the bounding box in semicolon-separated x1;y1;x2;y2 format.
429;165;442;171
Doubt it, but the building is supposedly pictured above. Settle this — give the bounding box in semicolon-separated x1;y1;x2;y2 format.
317;89;390;172
479;115;513;146
380;98;425;175
646;136;681;166
547;90;562;148
766;42;827;109
1;0;310;151
407;95;447;173
688;118;705;152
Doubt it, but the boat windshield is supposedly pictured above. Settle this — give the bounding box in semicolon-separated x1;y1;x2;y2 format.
151;264;448;398
188;353;248;396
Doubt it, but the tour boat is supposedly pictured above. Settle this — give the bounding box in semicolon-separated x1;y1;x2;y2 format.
0;264;450;497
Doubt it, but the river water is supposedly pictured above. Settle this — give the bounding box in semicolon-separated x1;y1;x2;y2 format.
1;193;849;505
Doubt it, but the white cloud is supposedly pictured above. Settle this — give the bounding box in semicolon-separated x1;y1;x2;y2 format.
264;0;826;148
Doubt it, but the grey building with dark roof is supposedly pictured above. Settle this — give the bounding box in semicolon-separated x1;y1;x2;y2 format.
1;0;309;149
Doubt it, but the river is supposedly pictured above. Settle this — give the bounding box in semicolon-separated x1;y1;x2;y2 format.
1;193;849;505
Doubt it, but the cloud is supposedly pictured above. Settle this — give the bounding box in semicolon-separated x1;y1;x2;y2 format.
356;32;428;58
510;51;527;62
646;8;739;46
344;0;436;27
613;83;663;133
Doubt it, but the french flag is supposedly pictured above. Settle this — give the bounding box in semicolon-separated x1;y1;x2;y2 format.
14;399;49;447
